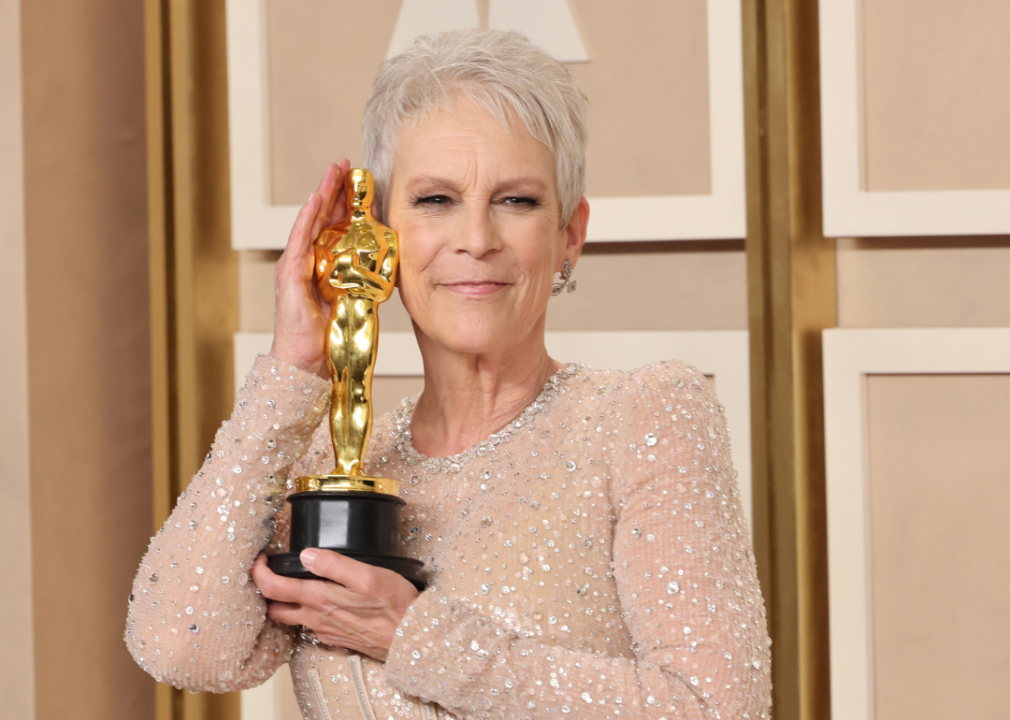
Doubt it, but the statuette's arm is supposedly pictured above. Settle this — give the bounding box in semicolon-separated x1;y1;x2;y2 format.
327;241;395;299
378;230;398;285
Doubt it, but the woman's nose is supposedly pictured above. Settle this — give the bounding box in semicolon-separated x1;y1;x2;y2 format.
450;202;502;258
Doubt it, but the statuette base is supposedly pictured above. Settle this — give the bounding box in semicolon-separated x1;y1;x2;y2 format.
267;481;425;590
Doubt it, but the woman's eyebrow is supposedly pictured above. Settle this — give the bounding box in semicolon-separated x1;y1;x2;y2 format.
403;175;550;194
494;177;549;194
403;175;461;193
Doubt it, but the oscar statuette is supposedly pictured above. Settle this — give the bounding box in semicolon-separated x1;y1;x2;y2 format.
267;168;426;590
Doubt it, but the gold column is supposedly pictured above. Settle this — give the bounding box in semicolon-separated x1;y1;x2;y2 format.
743;0;836;718
145;1;239;718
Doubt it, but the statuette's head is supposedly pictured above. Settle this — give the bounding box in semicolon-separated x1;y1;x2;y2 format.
347;168;374;212
363;29;590;357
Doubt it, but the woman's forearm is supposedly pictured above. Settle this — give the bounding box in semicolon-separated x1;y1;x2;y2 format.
124;354;331;691
384;589;764;720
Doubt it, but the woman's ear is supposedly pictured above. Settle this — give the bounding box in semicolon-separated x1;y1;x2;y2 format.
563;196;590;265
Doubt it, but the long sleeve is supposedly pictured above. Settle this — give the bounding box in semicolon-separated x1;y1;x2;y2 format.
125;355;331;692
382;362;771;719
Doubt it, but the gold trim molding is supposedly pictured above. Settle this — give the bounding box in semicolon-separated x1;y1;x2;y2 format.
743;0;836;718
145;1;239;718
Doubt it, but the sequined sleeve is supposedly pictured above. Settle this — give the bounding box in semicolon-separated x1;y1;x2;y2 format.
383;362;772;719
124;355;331;692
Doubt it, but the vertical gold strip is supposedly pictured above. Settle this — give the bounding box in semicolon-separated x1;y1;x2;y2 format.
169;0;241;476
167;0;201;489
147;0;240;718
145;0;172;542
743;0;835;719
144;2;176;718
187;0;241;458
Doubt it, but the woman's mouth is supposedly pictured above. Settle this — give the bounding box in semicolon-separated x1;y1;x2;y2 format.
441;281;508;297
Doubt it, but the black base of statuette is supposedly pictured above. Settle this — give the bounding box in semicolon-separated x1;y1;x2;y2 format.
267;490;426;591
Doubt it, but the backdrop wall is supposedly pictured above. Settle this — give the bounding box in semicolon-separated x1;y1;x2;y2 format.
1;1;156;719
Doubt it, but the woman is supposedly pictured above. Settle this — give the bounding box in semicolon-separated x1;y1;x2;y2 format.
127;29;771;719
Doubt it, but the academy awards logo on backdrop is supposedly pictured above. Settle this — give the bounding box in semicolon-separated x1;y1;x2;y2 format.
387;0;589;62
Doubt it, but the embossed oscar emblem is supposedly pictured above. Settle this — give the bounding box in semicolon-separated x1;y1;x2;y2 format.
267;168;425;589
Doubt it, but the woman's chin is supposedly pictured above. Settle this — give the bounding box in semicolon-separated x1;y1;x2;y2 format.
431;332;507;358
418;317;529;358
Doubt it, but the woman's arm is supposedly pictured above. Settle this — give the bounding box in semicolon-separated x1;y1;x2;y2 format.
383;362;771;719
124;355;331;692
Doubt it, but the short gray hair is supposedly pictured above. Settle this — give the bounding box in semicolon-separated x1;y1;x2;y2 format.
363;29;588;226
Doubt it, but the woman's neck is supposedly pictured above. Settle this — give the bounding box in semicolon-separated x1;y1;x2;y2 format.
409;327;561;458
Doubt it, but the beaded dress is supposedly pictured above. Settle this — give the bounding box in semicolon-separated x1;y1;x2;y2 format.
126;355;772;719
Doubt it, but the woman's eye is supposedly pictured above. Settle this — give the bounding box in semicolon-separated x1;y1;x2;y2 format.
502;196;538;206
415;195;452;206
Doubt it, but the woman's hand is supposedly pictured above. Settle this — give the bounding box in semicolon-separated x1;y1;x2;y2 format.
251;549;419;661
268;160;352;378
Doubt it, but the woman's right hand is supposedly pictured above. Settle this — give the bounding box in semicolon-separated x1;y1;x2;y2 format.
268;160;351;378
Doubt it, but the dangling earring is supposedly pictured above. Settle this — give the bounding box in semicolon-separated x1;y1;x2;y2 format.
551;258;577;296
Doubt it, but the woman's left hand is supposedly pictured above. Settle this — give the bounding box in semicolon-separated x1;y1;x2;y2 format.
252;549;419;661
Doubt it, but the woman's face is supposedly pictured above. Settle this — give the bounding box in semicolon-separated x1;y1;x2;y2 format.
386;97;585;358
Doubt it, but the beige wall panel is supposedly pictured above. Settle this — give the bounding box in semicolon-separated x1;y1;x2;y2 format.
21;1;154;718
836;237;1010;327
0;0;34;716
569;0;710;198
373;376;426;417
866;374;1010;720
275;668;303;720
862;0;1010;192
266;0;401;204
266;0;711;205
240;251;281;332
240;242;747;335
549;242;746;330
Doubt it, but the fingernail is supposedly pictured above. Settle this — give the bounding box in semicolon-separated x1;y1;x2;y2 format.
300;548;318;567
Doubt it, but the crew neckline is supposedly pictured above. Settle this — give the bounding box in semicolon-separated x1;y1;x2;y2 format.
392;362;581;474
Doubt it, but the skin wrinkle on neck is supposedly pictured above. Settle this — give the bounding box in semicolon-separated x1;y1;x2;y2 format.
410;334;561;458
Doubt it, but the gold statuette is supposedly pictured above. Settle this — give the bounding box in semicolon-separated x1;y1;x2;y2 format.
269;169;424;587
296;168;399;495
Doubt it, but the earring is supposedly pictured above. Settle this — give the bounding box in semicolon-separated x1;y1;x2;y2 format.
551;258;577;296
